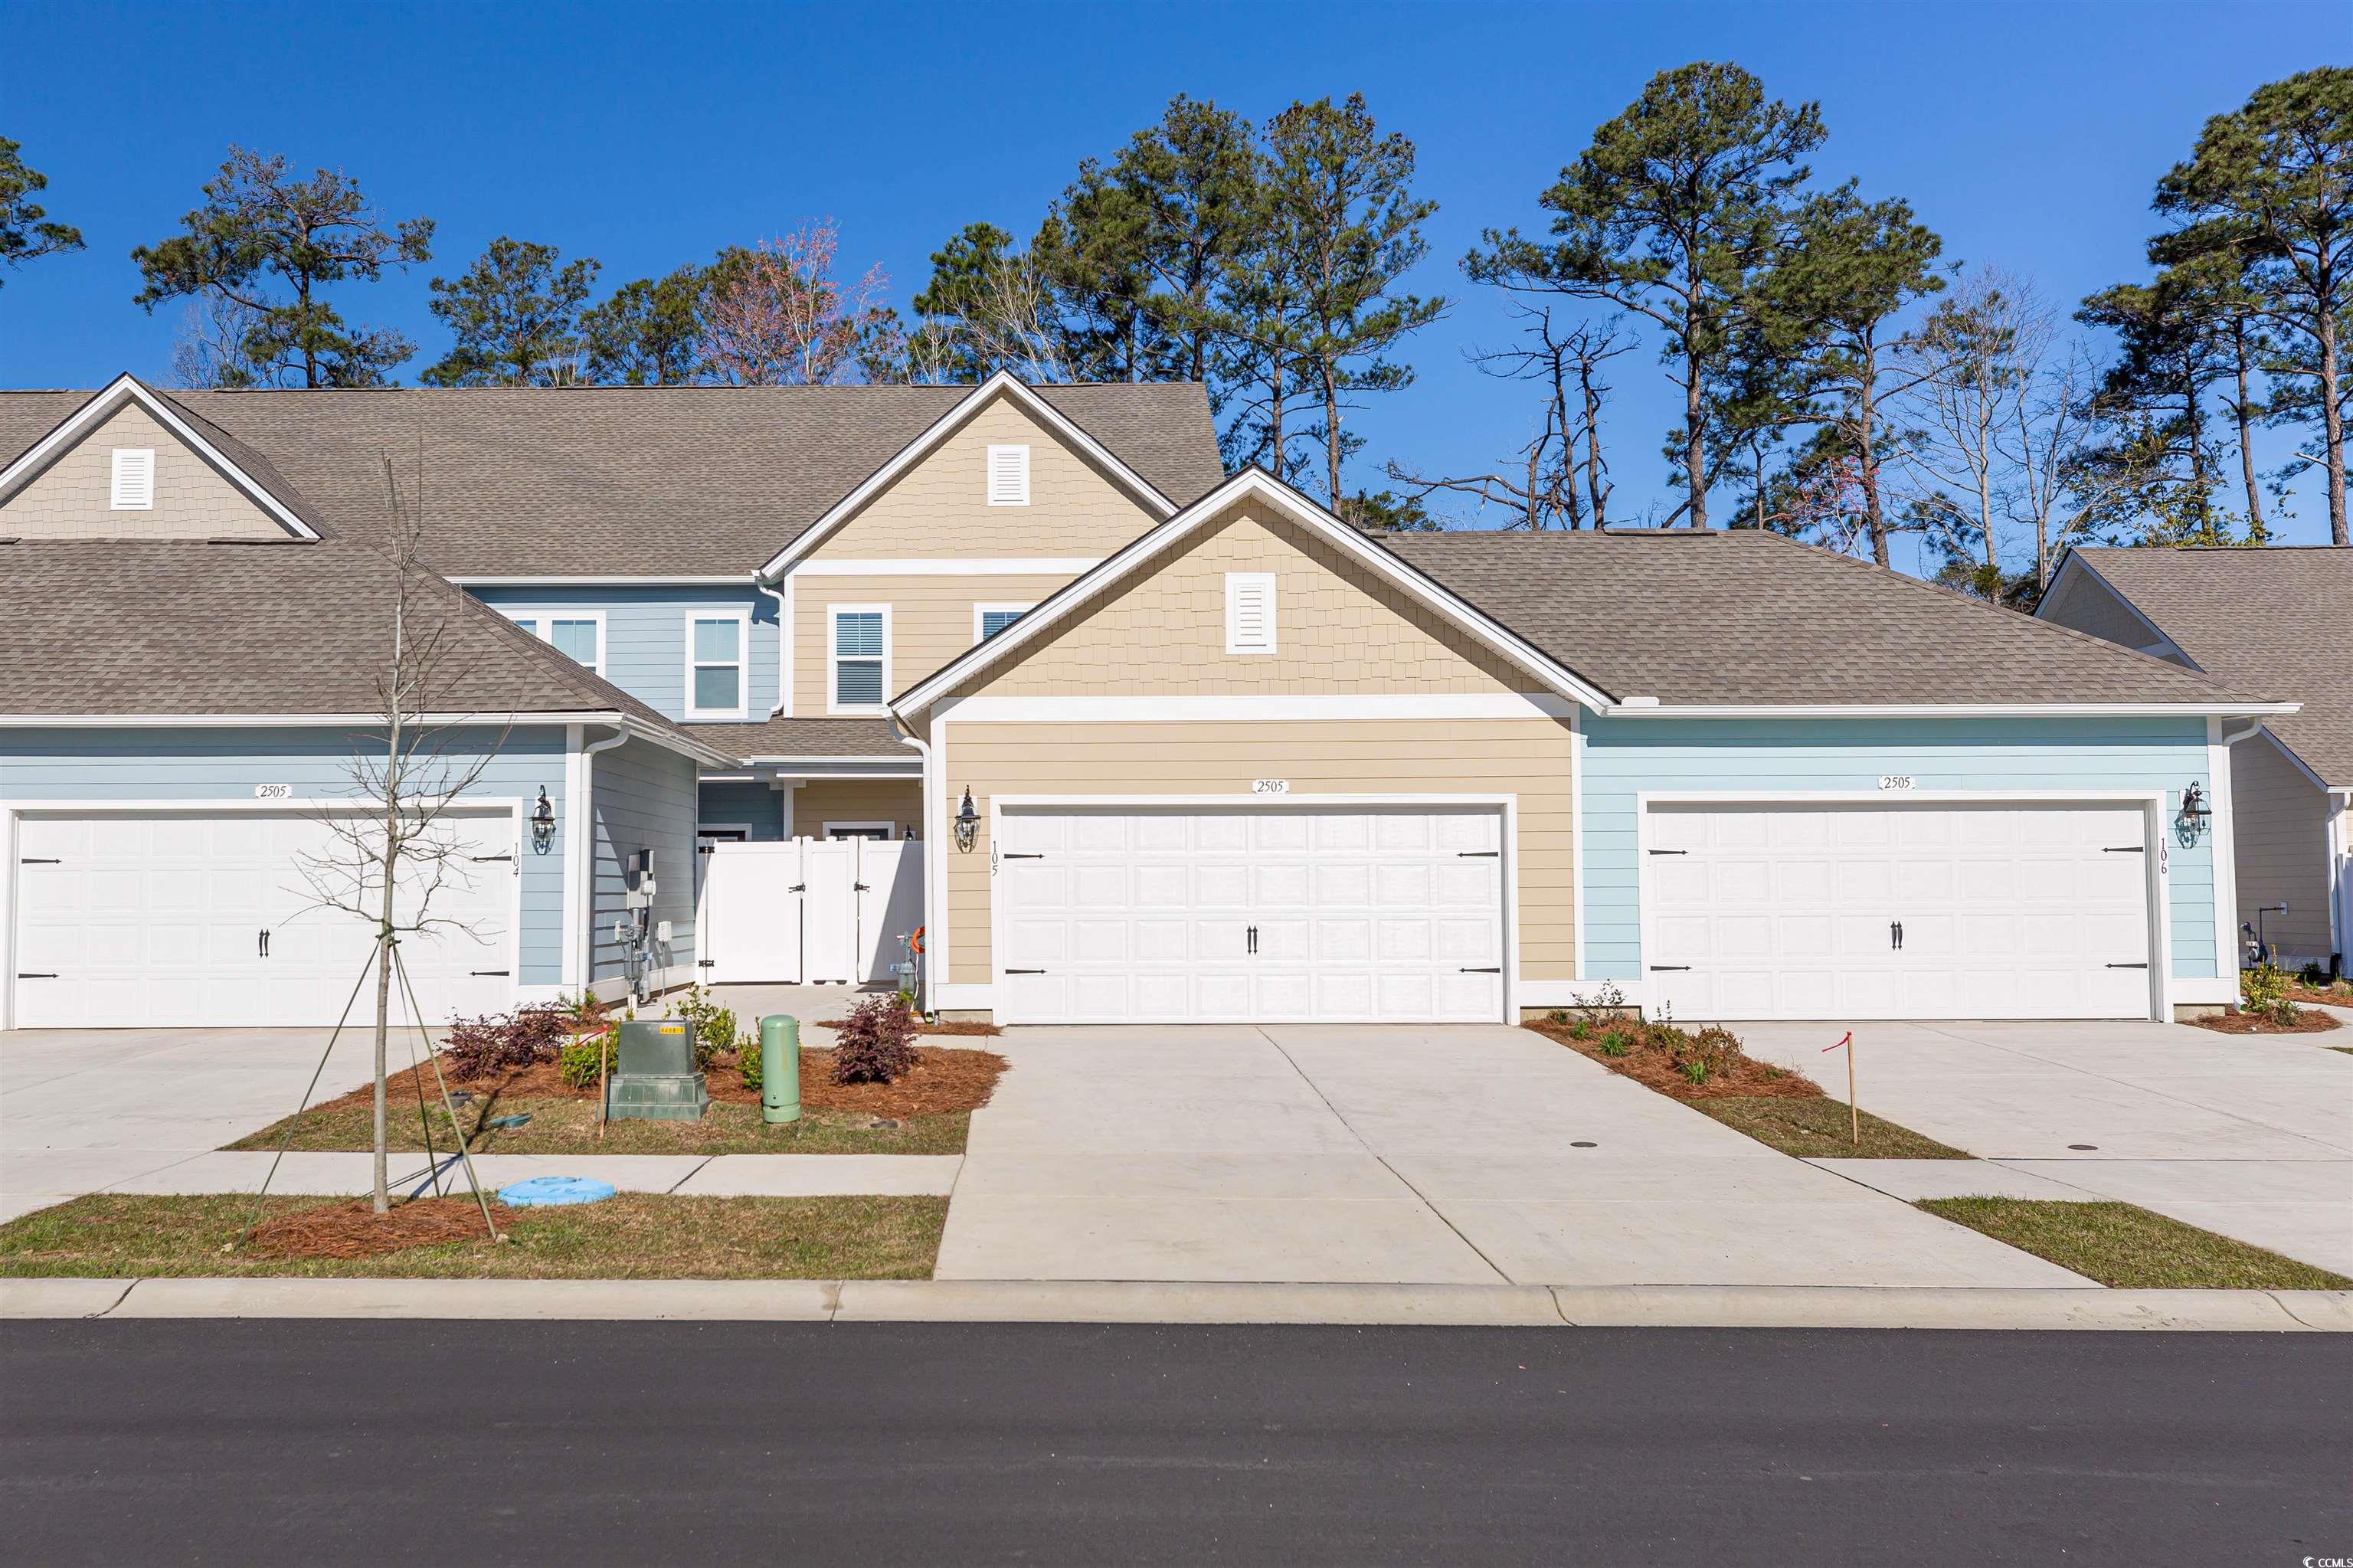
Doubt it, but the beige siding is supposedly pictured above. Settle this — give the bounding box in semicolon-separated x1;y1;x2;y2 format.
790;778;922;840
1;403;291;541
806;393;1164;563
936;719;1577;986
961;501;1525;698
2232;732;2333;963
794;573;1072;713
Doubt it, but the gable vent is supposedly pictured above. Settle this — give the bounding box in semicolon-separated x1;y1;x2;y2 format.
1225;572;1277;654
110;447;155;511
987;444;1030;506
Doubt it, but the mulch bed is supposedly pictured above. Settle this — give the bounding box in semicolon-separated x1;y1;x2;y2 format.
309;1045;1007;1123
1523;1020;1821;1102
2284;987;2353;1007
2187;1008;2342;1036
245;1196;514;1260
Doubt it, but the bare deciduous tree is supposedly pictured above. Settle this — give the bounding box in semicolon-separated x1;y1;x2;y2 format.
1894;267;2050;581
702;222;903;386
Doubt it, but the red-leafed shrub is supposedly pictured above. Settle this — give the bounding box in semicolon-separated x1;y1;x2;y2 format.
830;994;918;1085
442;1005;573;1080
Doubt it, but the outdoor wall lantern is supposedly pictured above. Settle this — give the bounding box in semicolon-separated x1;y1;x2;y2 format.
2175;781;2211;844
954;787;980;852
530;786;557;852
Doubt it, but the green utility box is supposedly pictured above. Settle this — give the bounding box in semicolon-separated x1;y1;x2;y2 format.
604;1019;710;1122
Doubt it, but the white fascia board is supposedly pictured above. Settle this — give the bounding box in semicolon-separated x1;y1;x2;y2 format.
0;374;320;539
892;469;1617;719
0;709;736;769
737;755;921;768
757;372;1177;580
935;693;1581;722
792;557;1102;578
450;574;756;586
1599;702;2302;719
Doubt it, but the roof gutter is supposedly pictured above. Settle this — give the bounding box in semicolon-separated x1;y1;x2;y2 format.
0;709;737;769
1595;702;2303;720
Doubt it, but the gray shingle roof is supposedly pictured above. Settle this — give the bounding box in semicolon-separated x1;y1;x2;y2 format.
0;382;1226;576
687;716;915;764
0;538;715;758
1383;529;2262;708
2067;545;2353;785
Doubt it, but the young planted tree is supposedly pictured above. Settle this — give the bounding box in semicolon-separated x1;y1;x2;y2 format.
1255;93;1445;507
421;237;601;387
702;222;903;386
1468;62;1824;527
131;146;434;388
581;267;707;385
0;135;83;283
2153;67;2353;545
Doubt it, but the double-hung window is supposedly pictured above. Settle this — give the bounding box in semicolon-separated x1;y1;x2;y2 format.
503;611;605;676
830;606;889;713
685;611;749;720
973;602;1033;643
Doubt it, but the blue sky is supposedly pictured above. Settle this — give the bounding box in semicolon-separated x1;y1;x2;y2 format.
5;2;2337;566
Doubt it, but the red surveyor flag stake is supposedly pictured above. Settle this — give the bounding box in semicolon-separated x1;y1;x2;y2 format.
1822;1032;1859;1146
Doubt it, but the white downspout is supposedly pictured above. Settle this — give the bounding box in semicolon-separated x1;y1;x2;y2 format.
577;725;630;996
755;579;787;717
888;710;933;1014
2331;788;2352;975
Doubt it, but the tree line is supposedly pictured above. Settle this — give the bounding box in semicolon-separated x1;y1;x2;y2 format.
2;62;2345;574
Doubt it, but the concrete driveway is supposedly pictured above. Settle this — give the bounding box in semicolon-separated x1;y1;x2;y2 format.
1732;1020;2353;1274
0;1027;382;1221
935;1023;2083;1288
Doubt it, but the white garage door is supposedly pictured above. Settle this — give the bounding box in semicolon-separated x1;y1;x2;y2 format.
997;804;1507;1024
12;810;518;1029
1646;801;2156;1022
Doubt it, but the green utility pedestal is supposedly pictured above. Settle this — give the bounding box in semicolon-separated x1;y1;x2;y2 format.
761;1015;801;1124
604;1020;710;1121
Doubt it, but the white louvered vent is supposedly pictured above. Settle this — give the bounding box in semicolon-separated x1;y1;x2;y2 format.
986;444;1030;506
110;447;155;510
1225;572;1277;654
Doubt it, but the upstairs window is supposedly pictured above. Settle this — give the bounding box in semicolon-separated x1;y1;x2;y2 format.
986;444;1030;506
1225;572;1277;654
686;611;748;719
830;607;888;712
503;612;605;676
974;603;1033;643
110;447;155;510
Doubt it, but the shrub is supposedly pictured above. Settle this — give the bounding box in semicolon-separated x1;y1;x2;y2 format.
1548;1008;1569;1025
1648;1023;1691;1056
832;994;919;1085
1573;981;1626;1032
557;1030;615;1090
1567;1020;1592;1041
2300;961;2328;987
443;1005;571;1080
1597;1029;1633;1058
737;1037;763;1092
2241;963;2299;1026
669;985;744;1069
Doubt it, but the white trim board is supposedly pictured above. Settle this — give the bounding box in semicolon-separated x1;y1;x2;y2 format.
0;374;322;540
935;692;1582;723
758;372;1176;578
893;468;1618;718
826;603;892;717
450;575;755;587
794;558;1101;578
1598;702;2299;719
682;607;753;722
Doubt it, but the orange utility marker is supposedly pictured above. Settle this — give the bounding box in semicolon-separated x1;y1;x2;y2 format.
1821;1031;1858;1145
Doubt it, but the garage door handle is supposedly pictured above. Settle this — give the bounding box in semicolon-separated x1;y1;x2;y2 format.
1003;967;1046;975
1001;853;1045;860
2106;962;2148;969
1647;849;1688;856
259;929;270;958
1648;964;1691;972
470;853;514;863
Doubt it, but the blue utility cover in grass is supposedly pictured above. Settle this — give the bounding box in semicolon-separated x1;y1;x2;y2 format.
498;1176;617;1207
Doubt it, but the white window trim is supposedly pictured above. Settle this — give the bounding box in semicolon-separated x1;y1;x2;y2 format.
683;608;752;722
110;447;155;511
1225;571;1277;655
972;601;1036;645
827;604;892;716
823;820;896;840
986;444;1031;506
499;609;608;677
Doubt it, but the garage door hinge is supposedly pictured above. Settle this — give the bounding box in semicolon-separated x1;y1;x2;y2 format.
789;882;807;892
2103;846;2145;853
1003;967;1046;975
2106;962;2149;969
1648;964;1692;971
470;853;515;863
470;970;511;977
18;857;60;865
698;959;715;968
1458;966;1501;974
1001;853;1046;860
1647;849;1688;856
1456;850;1500;858
16;972;57;979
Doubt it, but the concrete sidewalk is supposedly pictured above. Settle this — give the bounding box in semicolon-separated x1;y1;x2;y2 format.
5;1275;2346;1331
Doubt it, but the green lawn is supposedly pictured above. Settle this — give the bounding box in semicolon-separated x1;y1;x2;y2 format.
225;1096;969;1156
1917;1197;2351;1289
0;1192;947;1280
1697;1095;1970;1159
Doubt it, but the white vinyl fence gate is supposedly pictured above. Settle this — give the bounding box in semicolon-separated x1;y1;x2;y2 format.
695;836;923;987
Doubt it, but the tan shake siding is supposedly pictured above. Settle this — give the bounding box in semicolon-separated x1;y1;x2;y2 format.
937;719;1576;986
794;573;1072;714
1;404;288;541
790;777;922;840
805;394;1164;563
970;502;1525;697
2230;734;2333;963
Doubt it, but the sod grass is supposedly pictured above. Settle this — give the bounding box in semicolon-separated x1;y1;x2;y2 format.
1916;1197;2351;1290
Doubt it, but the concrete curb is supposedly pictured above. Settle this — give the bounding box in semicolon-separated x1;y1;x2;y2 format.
4;1276;2347;1329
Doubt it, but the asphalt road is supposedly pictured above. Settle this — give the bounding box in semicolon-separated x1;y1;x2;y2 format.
2;1321;2345;1566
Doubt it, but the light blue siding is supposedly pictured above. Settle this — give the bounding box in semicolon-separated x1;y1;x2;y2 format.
466;584;778;722
1580;716;2217;982
696;780;787;840
589;737;699;985
1;725;571;986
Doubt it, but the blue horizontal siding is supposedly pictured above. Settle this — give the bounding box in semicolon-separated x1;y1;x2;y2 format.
696;781;787;840
1580;716;2217;983
589;737;699;984
466;584;777;723
1;725;571;987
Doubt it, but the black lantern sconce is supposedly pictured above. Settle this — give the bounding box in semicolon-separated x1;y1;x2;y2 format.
530;786;557;852
954;787;980;852
2175;781;2211;844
